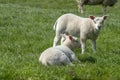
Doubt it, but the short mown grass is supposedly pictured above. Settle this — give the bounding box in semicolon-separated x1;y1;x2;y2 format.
0;0;120;80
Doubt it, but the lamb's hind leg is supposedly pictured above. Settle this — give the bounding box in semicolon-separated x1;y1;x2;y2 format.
53;33;61;47
61;36;65;45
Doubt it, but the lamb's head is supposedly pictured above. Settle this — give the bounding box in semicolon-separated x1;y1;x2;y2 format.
61;34;81;50
90;15;107;31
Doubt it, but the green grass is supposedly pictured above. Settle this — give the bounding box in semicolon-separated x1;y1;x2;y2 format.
0;0;120;80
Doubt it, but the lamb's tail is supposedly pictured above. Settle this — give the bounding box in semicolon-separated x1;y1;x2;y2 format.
53;21;57;31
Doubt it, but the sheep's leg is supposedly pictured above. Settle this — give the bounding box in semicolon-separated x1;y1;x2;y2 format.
41;59;48;66
53;33;61;47
78;4;84;13
69;63;75;66
77;0;84;13
91;40;96;53
102;5;107;14
60;54;74;66
71;54;80;62
60;36;65;44
80;38;86;54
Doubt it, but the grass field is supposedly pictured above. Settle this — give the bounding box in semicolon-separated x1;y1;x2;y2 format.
0;0;120;80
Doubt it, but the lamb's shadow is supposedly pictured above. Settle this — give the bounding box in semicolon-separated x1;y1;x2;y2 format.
79;56;97;63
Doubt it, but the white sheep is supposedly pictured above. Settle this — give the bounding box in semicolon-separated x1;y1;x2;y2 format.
53;13;107;54
39;34;80;66
76;0;117;14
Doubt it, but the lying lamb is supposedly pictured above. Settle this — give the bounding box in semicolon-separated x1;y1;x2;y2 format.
39;34;80;66
53;13;107;54
76;0;117;14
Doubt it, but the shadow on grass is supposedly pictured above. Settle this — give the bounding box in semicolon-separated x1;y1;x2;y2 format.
67;69;94;80
79;56;97;63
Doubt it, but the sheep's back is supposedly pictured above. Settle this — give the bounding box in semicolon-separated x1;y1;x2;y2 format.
54;45;73;60
39;47;69;65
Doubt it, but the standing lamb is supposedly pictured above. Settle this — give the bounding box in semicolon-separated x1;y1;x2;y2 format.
39;34;80;66
76;0;117;14
53;13;107;54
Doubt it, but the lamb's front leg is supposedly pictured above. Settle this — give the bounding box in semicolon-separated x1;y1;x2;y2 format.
91;40;96;53
71;53;80;62
80;38;86;54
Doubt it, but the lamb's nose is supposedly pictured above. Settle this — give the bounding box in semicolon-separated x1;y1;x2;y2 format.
98;26;101;30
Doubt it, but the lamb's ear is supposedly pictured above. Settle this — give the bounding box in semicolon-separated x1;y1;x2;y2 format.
103;15;108;20
90;16;95;20
69;36;73;41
